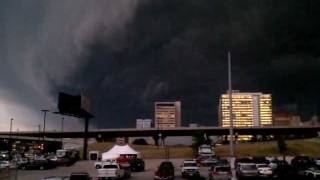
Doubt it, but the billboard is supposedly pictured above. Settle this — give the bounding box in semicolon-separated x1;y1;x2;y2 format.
58;92;93;118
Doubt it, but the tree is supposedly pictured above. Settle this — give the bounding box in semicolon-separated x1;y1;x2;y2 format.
277;136;288;161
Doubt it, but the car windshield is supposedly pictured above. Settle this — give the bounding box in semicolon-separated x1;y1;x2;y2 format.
242;164;257;170
184;163;197;167
103;165;118;169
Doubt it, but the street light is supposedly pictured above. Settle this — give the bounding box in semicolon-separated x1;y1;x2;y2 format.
9;118;13;153
41;109;49;142
61;117;64;148
9;118;13;140
228;51;236;180
38;124;41;141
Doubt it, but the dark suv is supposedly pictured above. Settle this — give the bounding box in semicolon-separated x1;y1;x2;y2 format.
129;158;145;172
291;156;313;171
19;159;55;170
155;161;175;180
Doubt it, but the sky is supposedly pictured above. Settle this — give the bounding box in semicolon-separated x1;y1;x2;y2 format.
1;0;320;131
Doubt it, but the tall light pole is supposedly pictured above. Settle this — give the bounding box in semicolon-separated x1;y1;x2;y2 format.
228;51;236;180
228;51;234;157
38;124;41;141
9;118;13;153
61;117;64;148
9;118;13;140
41;109;49;142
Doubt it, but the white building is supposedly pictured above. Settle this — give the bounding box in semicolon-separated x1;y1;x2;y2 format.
136;119;152;129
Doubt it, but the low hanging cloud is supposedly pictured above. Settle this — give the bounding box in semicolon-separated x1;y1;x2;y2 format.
0;0;141;131
2;0;320;131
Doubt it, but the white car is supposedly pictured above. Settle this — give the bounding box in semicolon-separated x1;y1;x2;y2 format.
305;167;320;179
314;157;320;166
256;163;273;177
94;159;116;169
0;161;15;169
96;162;130;179
181;160;200;178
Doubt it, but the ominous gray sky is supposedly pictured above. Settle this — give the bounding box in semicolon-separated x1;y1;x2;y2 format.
0;0;140;131
1;0;320;131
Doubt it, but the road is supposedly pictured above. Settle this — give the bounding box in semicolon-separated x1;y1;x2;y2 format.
10;159;209;180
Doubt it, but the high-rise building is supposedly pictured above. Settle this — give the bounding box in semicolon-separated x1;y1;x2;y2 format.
219;91;272;140
155;101;181;129
136;119;152;129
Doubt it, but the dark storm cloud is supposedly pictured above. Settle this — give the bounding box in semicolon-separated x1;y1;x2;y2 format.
0;0;141;130
2;0;320;130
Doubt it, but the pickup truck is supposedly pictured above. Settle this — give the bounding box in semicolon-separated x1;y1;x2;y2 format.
96;162;131;179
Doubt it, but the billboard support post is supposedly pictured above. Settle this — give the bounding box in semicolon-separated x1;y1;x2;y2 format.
83;117;89;160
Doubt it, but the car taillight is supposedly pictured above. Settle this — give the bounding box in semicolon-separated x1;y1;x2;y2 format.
115;170;118;174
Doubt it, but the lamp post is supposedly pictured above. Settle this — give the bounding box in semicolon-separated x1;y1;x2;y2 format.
38;124;41;141
41;109;49;142
228;51;236;180
61;117;64;148
9;118;13;140
9;118;13;153
228;51;234;157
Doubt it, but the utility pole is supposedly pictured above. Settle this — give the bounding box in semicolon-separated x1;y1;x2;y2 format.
38;124;41;141
9;118;13;154
228;51;236;180
9;118;13;140
228;51;234;157
41;109;49;150
61;117;64;148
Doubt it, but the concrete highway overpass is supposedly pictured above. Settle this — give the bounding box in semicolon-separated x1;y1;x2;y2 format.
1;126;320;139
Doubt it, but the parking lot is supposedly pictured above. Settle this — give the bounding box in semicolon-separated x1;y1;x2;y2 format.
12;159;208;180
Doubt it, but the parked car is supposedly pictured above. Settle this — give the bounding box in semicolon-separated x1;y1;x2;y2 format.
70;172;91;180
129;158;145;172
236;163;259;180
56;149;80;166
18;159;55;170
256;163;273;177
291;155;313;171
181;160;200;178
273;161;295;179
198;155;220;166
0;161;15;169
208;165;231;180
313;157;320;167
154;161;175;180
304;167;320;179
96;162;130;179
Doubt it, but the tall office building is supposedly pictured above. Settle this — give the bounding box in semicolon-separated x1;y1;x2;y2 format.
155;101;181;129
136;119;152;129
219;91;272;140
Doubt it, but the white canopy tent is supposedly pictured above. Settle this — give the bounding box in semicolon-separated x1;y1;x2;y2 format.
101;144;140;160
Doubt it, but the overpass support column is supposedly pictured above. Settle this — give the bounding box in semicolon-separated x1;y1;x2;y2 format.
83;117;89;160
160;136;166;148
153;135;159;146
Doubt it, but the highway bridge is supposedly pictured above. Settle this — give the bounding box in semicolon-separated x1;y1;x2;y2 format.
1;126;320;139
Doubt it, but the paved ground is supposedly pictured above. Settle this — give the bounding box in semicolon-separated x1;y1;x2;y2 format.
9;159;209;180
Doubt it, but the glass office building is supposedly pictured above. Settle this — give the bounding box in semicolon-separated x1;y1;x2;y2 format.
219;91;272;140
